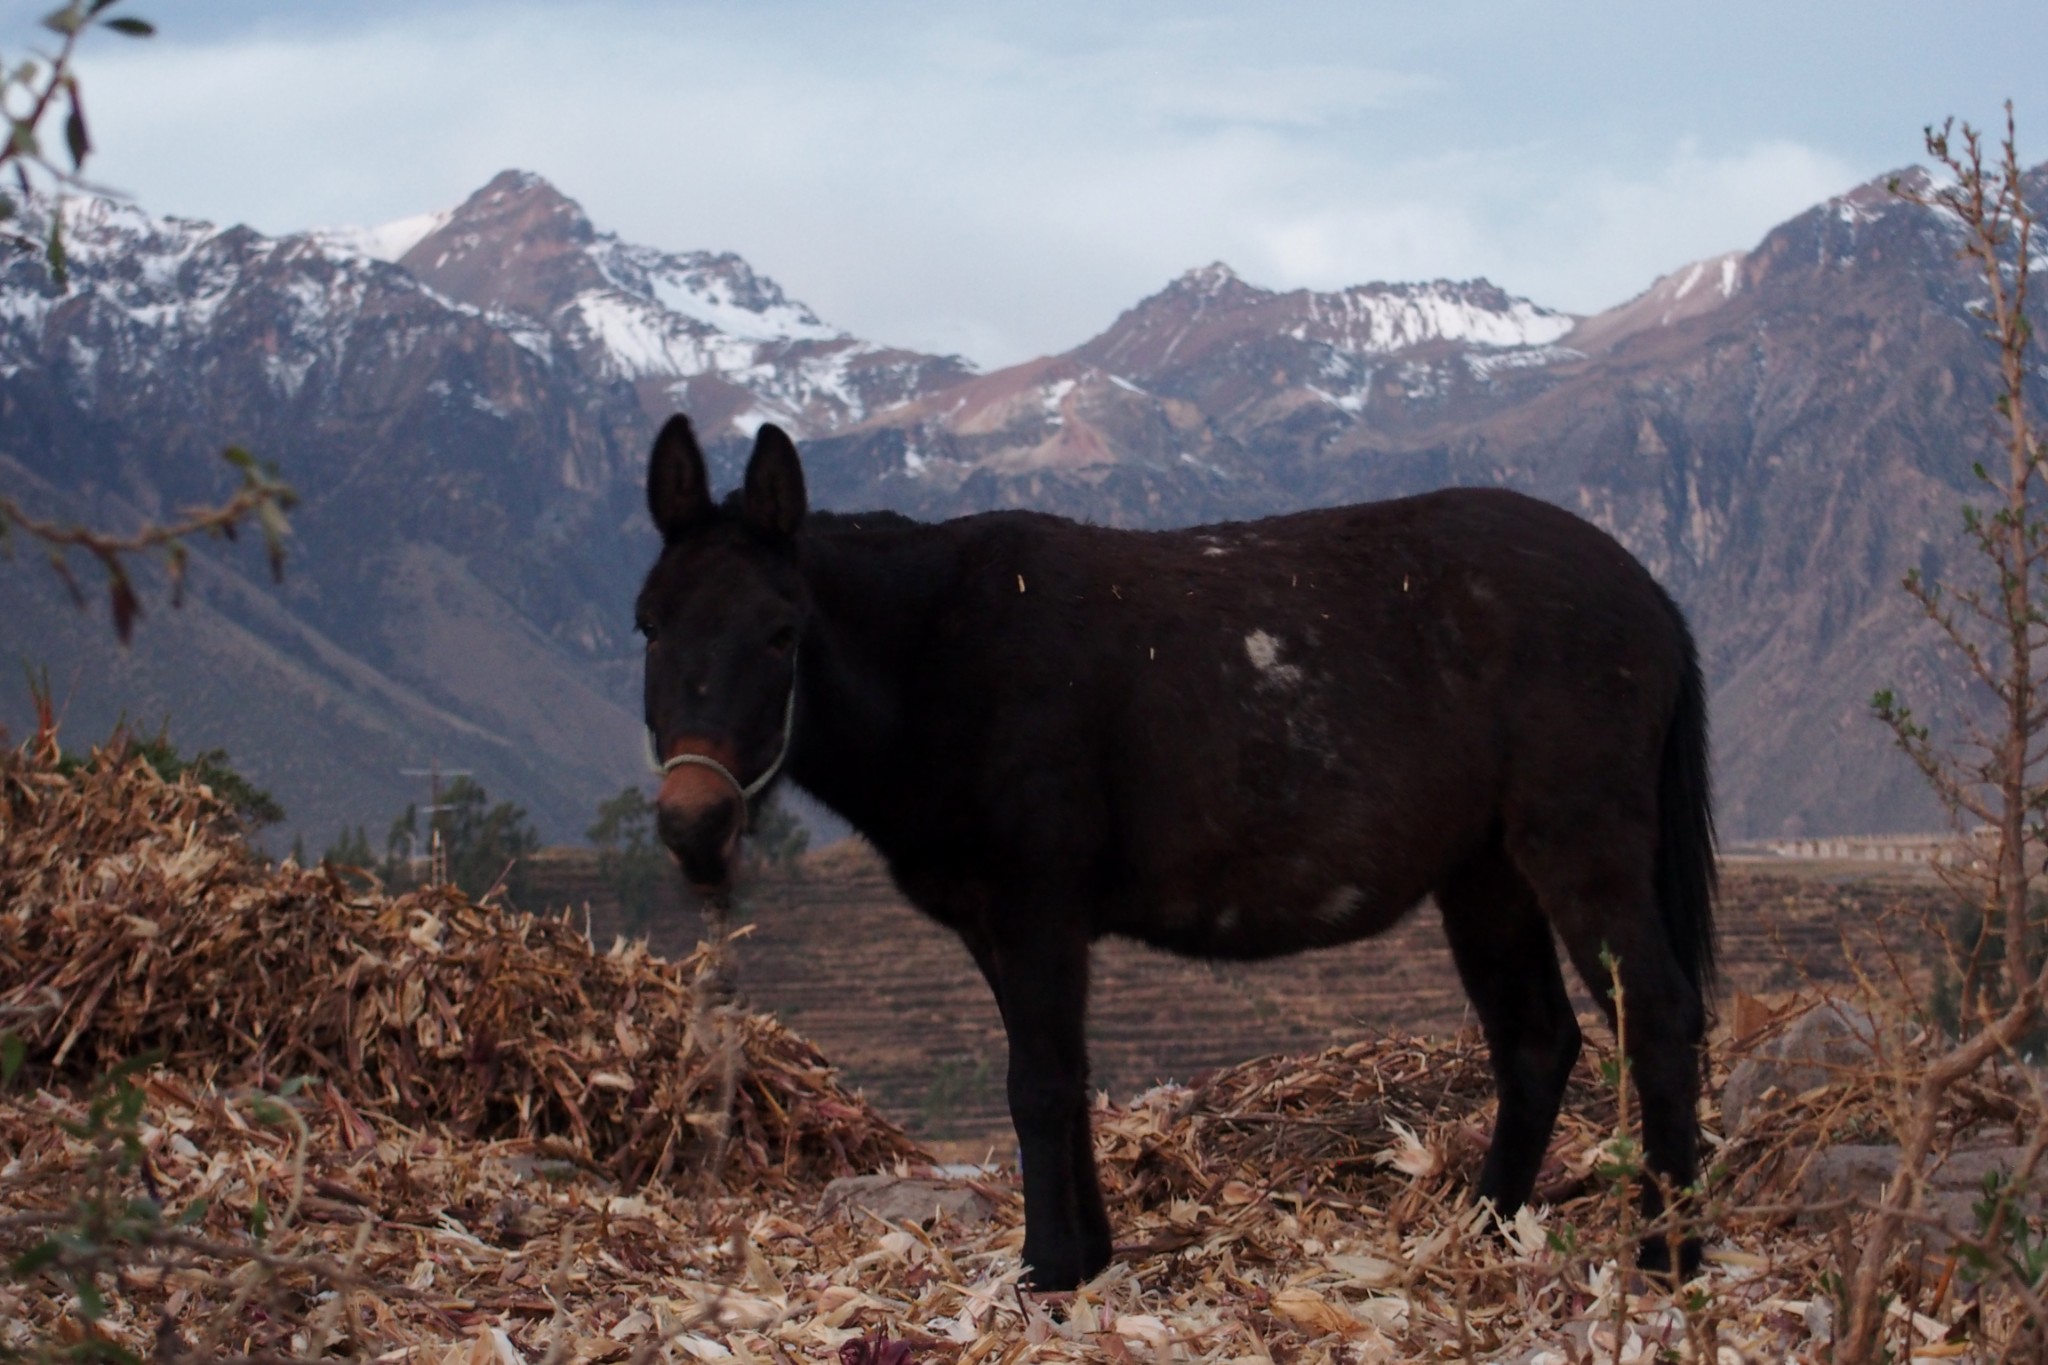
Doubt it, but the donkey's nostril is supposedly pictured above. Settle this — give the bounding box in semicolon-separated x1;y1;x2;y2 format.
656;797;733;850
654;739;748;890
656;795;742;892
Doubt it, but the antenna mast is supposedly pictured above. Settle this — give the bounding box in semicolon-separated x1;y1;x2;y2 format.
399;759;473;886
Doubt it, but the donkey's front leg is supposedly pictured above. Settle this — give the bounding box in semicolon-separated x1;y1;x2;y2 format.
986;920;1110;1290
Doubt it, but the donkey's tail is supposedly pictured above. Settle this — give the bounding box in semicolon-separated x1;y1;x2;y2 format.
1656;611;1718;998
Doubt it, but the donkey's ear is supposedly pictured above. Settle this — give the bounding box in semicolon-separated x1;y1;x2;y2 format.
647;414;712;540
742;423;807;539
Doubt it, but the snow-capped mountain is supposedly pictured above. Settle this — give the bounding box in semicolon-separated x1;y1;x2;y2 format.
0;172;980;846
1;162;2040;848
808;263;1588;503
374;170;973;439
793;163;2048;842
1084;262;1576;371
1;169;972;463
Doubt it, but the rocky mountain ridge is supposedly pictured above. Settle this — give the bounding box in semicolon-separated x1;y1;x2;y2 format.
0;164;2028;844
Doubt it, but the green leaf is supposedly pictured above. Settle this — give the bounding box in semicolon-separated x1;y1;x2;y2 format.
42;6;85;37
259;499;290;582
101;15;153;36
114;1081;145;1124
64;86;88;170
109;572;139;641
166;539;187;607
174;1196;209;1226
45;212;67;291
249;1097;288;1125
72;1342;145;1365
98;1048;165;1085
0;1030;24;1085
11;1238;60;1275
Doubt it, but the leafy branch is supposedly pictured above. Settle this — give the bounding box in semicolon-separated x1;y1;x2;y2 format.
0;1;297;641
0;449;295;641
0;0;154;282
1848;102;2048;1361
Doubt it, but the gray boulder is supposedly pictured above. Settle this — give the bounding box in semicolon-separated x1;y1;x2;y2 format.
1796;1143;2042;1228
817;1174;1001;1228
1721;1000;1888;1134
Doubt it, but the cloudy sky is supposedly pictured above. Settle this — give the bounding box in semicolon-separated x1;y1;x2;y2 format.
9;1;2046;366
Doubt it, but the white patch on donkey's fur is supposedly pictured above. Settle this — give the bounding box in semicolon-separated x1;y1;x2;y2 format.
1243;630;1303;687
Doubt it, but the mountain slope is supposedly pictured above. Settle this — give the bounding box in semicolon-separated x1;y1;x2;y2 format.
391;171;974;441
0;175;975;845
802;168;2030;837
1;166;2029;842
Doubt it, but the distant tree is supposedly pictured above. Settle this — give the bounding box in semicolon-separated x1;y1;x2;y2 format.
45;716;285;830
587;785;671;933
384;803;419;874
321;823;374;871
371;782;536;901
0;1;294;640
28;679;285;833
748;793;810;869
116;730;284;828
435;776;539;904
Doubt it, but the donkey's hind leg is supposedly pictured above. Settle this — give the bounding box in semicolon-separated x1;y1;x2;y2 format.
1436;842;1581;1218
1506;817;1706;1277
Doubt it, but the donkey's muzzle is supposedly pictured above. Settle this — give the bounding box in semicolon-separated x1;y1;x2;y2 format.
656;746;744;892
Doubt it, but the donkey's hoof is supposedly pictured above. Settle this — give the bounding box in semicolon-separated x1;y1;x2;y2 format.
1635;1234;1704;1280
1020;1256;1083;1293
1020;1240;1111;1293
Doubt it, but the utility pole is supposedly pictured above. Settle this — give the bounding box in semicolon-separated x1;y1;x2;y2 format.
399;760;471;887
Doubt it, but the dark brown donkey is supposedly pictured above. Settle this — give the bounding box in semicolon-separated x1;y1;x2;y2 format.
637;414;1716;1289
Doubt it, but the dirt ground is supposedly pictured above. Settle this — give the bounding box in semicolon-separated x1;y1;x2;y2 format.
529;843;1951;1146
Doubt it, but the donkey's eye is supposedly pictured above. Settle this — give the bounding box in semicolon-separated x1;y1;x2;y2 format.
636;620;657;643
766;626;796;657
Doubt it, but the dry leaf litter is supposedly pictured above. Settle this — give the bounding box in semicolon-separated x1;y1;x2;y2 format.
1;734;2038;1361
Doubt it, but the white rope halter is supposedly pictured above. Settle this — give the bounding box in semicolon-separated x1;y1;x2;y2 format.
650;651;799;809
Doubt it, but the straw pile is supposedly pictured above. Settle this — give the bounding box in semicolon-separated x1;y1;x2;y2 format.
4;732;2042;1360
0;732;922;1192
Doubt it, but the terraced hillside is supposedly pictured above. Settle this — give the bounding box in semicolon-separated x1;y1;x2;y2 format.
524;842;1944;1143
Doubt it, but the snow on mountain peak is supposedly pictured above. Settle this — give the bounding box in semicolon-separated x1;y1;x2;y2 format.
588;240;839;345
1088;265;1575;379
43;194;218;270
0;174;973;446
1314;280;1576;353
311;208;455;264
1177;261;1242;296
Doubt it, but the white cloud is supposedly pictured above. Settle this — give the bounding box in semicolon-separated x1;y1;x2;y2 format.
35;3;1944;364
1232;139;1860;314
1504;140;1863;311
